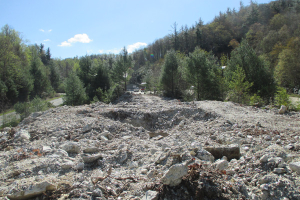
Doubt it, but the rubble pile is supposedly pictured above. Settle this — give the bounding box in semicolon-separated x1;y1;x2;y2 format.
0;93;299;200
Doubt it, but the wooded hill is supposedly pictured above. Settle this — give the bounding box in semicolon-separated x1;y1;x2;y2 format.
1;0;300;110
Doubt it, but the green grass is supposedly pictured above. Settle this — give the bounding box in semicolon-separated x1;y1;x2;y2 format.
1;108;15;115
0;94;65;115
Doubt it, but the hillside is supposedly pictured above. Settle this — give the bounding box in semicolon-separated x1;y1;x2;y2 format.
0;94;300;199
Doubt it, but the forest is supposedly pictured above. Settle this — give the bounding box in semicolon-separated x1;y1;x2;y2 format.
1;0;300;120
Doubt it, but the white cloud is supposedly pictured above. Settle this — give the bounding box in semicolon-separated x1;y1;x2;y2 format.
58;33;92;47
43;39;50;42
87;50;93;53
98;50;104;54
67;34;92;43
127;42;147;53
40;29;52;32
107;48;122;54
58;41;72;47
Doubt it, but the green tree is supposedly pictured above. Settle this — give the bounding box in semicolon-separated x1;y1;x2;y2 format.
185;48;220;100
113;47;133;91
160;49;180;97
0;25;33;105
63;72;87;105
275;37;300;88
227;65;253;104
48;60;60;91
227;40;275;99
29;45;52;98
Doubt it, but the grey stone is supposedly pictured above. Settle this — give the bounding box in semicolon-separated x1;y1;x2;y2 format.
82;123;93;133
92;188;103;197
15;129;30;141
60;142;81;154
81;153;102;163
273;168;286;174
160;162;188;186
215;159;228;171
260;155;269;163
7;181;56;200
289;162;300;174
204;144;240;160
196;149;214;162
141;190;158;200
278;105;287;114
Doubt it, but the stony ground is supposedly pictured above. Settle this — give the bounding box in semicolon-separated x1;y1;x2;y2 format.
0;93;300;200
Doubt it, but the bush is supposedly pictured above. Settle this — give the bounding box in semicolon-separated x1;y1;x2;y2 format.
14;97;49;120
250;93;264;107
274;87;291;108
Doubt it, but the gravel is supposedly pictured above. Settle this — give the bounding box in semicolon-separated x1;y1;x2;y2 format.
0;93;299;200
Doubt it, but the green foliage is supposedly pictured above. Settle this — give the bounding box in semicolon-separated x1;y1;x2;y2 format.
227;40;275;99
185;47;220;100
250;93;264;107
160;50;180;97
274;87;291;108
113;47;133;91
0;114;19;129
227;65;253;104
275;37;300;88
63;73;87;106
14;97;49;120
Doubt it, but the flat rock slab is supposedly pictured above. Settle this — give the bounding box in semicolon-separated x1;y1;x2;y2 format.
7;181;56;200
204;144;240;160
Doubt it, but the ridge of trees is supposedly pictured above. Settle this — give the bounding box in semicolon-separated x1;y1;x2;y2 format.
1;0;300;111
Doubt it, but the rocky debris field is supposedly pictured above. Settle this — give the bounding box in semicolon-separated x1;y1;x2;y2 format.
0;93;300;200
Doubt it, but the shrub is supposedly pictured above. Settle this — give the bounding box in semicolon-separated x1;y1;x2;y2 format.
274;87;291;108
250;93;264;107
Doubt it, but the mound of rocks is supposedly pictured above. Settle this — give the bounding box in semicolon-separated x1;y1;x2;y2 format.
0;94;299;199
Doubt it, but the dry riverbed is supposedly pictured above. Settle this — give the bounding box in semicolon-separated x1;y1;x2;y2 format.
0;93;299;199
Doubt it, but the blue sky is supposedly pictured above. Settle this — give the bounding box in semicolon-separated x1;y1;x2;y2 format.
0;0;273;59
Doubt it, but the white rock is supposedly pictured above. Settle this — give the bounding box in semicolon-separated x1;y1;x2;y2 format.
260;155;268;163
61;161;74;169
278;105;287;114
7;181;56;200
160;162;188;186
74;162;84;170
128;161;138;168
82;123;93;133
264;135;272;141
60;142;81;154
147;169;157;178
273;168;285;174
141;168;148;174
100;135;108;141
15;129;30;140
141;190;158;200
81;153;102;163
196;149;214;162
289;162;300;174
215;159;228;171
42;146;51;153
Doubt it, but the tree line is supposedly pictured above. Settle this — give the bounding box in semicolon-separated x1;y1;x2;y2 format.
1;0;300;112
